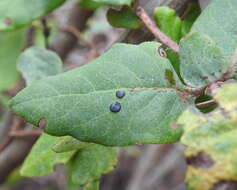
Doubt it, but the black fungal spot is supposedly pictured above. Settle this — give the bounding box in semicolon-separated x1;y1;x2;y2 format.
116;90;126;99
157;46;167;57
186;151;214;168
110;102;121;113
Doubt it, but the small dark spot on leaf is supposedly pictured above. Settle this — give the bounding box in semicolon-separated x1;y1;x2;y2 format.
212;181;237;190
38;118;47;129
110;102;121;113
165;69;176;86
116;90;126;99
157;46;167;57
186;151;214;168
3;17;12;25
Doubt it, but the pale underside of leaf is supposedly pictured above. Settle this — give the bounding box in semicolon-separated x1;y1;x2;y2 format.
179;32;228;88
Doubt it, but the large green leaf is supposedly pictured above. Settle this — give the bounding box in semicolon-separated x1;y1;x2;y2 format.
11;42;190;146
0;0;66;31
20;133;76;177
178;83;237;190
68;145;117;187
0;30;25;91
180;32;228;88
17;47;63;85
191;0;237;62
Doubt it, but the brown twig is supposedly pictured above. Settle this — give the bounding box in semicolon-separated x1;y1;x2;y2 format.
196;99;217;109
0;116;23;152
136;7;179;54
60;25;99;61
41;18;51;49
9;130;42;137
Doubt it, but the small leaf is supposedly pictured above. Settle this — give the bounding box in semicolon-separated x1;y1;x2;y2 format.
79;0;133;9
181;3;201;36
68;145;117;186
17;47;63;85
179;83;237;190
0;0;66;31
107;6;140;29
153;6;182;75
153;6;182;42
0;30;25;91
52;136;93;153
20;133;75;177
11;42;190;146
180;32;228;88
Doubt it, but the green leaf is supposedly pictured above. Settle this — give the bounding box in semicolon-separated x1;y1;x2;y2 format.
84;180;99;190
153;6;182;43
20;133;75;177
191;0;237;62
17;47;63;85
107;6;140;29
79;0;133;9
52;136;93;153
11;42;190;146
179;32;228;88
153;6;182;76
181;3;201;36
68;145;117;186
0;0;66;31
0;30;25;91
178;83;237;190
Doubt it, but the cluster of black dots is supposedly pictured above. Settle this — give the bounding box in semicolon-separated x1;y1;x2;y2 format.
109;90;126;113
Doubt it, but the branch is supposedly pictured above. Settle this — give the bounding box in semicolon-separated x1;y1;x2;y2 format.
49;5;94;60
196;99;217;109
119;0;194;44
136;7;179;54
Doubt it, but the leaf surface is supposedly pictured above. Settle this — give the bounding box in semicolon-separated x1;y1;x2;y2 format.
192;0;237;58
17;47;63;85
79;0;133;9
0;30;25;91
52;136;93;153
11;42;190;146
180;32;228;88
20;133;75;177
179;83;237;190
107;6;140;29
68;145;117;186
0;0;66;31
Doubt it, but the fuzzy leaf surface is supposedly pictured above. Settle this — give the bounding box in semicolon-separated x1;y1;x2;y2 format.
11;42;190;146
180;32;228;88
